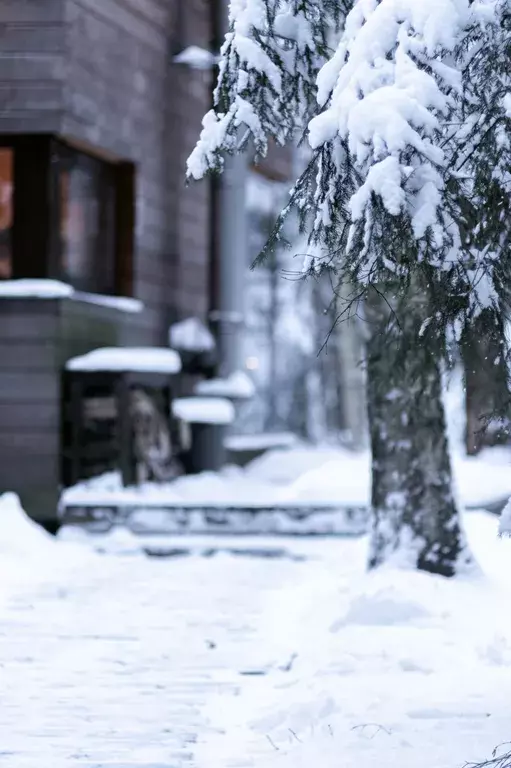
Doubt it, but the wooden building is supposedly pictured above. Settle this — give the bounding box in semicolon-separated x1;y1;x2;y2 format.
0;0;216;525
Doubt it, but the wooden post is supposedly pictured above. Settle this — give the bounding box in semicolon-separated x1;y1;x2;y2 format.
117;375;133;487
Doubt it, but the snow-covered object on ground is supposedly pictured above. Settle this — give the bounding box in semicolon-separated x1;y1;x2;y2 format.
66;347;182;374
194;371;256;399
173;45;219;69
61;507;366;538
60;444;511;517
172;397;235;425
169;317;216;352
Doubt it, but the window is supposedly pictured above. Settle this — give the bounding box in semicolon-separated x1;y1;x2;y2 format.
0;148;13;279
0;135;134;297
58;147;117;294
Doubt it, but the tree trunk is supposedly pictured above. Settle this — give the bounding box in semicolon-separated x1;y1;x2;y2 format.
265;248;279;431
462;309;511;456
365;290;473;577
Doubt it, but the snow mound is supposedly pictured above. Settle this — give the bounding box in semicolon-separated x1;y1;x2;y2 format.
196;512;511;768
93;527;145;556
342;587;429;627
499;497;511;535
0;493;55;557
247;446;345;485
281;456;369;506
252;444;511;509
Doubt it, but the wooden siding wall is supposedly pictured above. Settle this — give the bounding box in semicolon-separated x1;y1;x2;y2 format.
0;297;148;523
0;0;213;341
168;0;212;322
0;0;65;132
63;0;212;339
0;0;214;522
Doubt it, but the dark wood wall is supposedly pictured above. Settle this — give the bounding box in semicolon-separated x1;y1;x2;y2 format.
0;297;148;524
167;0;212;322
0;0;214;341
0;0;65;133
0;0;215;523
62;0;213;338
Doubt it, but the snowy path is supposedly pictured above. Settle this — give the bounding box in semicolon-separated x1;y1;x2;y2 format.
2;512;511;768
193;517;511;768
0;534;327;768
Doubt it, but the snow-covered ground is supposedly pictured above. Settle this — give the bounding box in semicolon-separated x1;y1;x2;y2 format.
62;443;511;512
61;368;511;516
194;511;511;768
1;493;511;767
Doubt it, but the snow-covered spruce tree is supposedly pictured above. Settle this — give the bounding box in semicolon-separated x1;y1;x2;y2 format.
187;0;510;576
457;2;511;455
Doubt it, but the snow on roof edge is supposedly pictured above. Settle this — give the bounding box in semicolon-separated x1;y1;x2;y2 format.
67;347;182;374
0;279;74;298
172;397;235;425
194;371;256;399
0;280;144;314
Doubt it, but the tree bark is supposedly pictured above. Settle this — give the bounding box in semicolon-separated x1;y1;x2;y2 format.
365;289;473;577
462;309;511;456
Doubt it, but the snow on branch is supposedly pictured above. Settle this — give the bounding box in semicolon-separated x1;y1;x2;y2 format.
187;0;339;180
308;0;470;256
465;746;511;768
188;0;509;351
449;0;511;316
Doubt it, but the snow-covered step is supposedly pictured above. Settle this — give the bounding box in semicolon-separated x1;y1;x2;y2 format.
60;502;369;536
